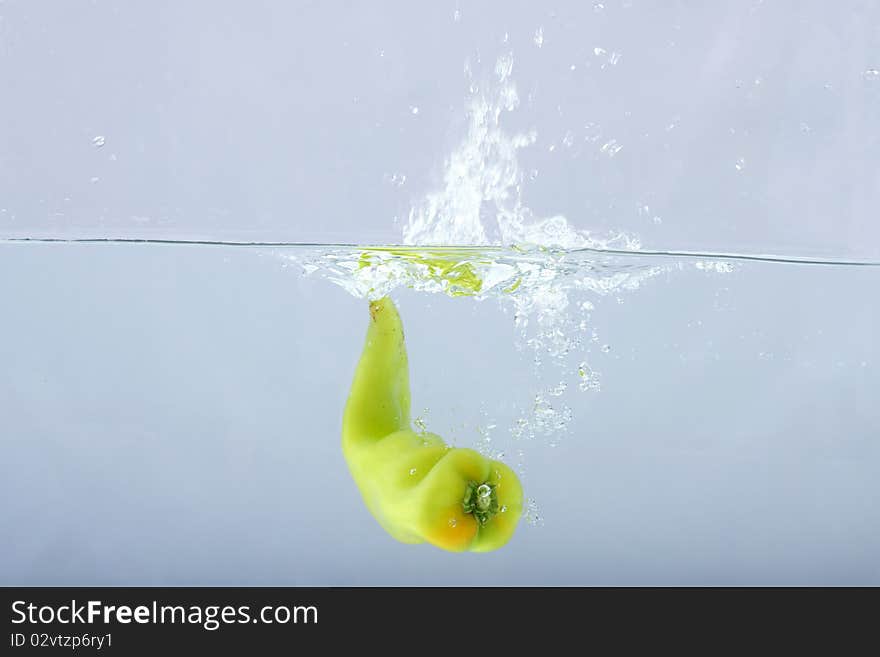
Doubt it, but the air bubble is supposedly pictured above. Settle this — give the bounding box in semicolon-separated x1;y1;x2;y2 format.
414;411;428;434
525;499;544;526
409;468;417;476
578;362;601;392
534;27;544;48
92;135;105;148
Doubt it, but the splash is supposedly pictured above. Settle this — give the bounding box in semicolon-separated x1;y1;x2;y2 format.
403;53;641;253
290;243;671;450
398;52;648;443
285;52;715;449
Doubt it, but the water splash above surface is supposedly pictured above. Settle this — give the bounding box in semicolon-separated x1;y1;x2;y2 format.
375;51;656;444
402;53;641;253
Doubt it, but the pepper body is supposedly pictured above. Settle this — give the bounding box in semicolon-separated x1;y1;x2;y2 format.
342;297;523;552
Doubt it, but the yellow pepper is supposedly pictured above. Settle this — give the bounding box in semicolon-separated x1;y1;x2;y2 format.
342;297;524;552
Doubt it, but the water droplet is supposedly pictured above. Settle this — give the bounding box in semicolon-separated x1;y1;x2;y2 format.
581;301;594;311
501;505;508;513
569;64;577;71
453;8;461;22
89;176;99;184
601;344;612;353
799;122;811;133
735;157;745;171
448;518;458;527
410;105;419;115
477;484;492;499
409;468;417;476
600;139;622;157
384;172;406;187
92;135;105;148
653;215;663;225
593;2;605;12
533;26;544;48
593;46;606;57
863;69;879;81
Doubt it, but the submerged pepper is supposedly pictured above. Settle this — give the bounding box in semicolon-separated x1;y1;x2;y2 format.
342;297;523;552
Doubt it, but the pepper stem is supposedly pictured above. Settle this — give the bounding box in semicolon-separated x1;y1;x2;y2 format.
462;481;499;526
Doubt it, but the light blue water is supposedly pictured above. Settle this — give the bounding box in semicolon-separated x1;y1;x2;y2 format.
1;241;877;584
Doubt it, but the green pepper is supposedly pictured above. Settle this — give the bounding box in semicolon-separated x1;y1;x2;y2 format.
342;297;524;552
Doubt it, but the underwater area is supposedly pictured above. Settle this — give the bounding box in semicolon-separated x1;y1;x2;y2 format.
2;241;878;584
1;1;879;584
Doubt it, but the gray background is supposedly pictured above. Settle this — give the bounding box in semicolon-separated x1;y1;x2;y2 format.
1;1;879;584
2;0;880;256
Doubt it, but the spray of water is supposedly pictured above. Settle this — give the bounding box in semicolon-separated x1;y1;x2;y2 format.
403;52;641;253
284;52;724;461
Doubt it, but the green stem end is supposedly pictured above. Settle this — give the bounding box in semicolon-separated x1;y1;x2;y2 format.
462;481;499;526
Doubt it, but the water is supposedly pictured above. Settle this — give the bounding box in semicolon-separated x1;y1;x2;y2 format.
1;239;878;584
3;17;880;584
